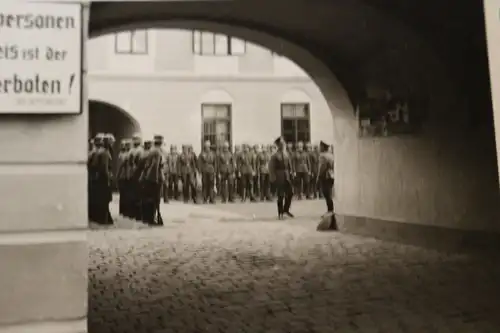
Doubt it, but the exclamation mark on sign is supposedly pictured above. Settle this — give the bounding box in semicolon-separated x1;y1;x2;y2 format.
69;74;75;94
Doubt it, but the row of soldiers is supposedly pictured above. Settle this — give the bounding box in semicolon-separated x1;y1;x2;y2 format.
88;132;335;225
88;133;166;226
116;139;330;205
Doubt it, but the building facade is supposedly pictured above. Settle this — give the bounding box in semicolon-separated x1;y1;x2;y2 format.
87;29;334;149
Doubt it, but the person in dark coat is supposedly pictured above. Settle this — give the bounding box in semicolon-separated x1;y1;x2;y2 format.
316;141;335;215
117;139;131;217
217;141;236;203
166;145;180;201
178;144;198;203
198;140;217;204
88;133;113;224
140;135;165;226
256;144;272;201
233;144;242;198
293;141;311;200
237;144;256;202
128;133;143;220
269;136;294;220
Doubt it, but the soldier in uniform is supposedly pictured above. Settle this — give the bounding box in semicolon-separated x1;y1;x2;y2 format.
137;140;152;222
166;145;180;201
269;144;277;198
178;145;198;203
293;141;311;200
188;144;199;201
117;139;131;216
269;137;294;220
306;142;318;199
103;134;115;224
128;134;143;220
215;144;222;197
316;141;335;219
256;144;272;201
233;144;242;198
252;144;261;199
161;144;170;204
88;133;113;224
287;142;295;155
217;141;236;203
140;135;165;226
313;144;322;198
87;138;97;221
198;140;217;204
237;144;256;202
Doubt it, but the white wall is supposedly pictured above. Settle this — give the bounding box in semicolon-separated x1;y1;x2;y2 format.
87;29;310;78
88;75;334;150
87;28;332;150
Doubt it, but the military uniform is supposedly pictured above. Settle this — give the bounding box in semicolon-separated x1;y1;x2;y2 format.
252;145;261;199
128;135;144;220
140;135;165;225
256;146;272;201
166;145;180;201
233;145;242;197
293;142;311;200
317;141;335;213
198;142;217;204
178;145;197;203
269;137;294;219
307;143;319;198
217;144;236;203
137;140;152;222
88;134;113;224
237;145;256;202
117;139;131;216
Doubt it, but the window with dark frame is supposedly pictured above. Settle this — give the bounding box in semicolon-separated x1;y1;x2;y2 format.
114;30;149;55
201;104;232;151
281;103;311;144
192;30;246;56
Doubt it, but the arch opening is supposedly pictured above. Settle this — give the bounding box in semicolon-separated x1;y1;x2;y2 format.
89;99;141;183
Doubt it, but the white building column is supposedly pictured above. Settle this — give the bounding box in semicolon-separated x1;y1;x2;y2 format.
484;0;500;183
0;2;89;332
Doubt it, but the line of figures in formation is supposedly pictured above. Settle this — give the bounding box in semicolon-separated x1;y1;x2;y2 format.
87;132;335;226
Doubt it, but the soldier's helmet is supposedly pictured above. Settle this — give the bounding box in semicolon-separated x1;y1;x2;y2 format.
94;133;105;145
132;133;142;145
104;133;115;144
153;134;164;145
319;141;329;152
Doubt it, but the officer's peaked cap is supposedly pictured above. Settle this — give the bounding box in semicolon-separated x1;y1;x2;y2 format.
274;136;284;145
153;134;164;142
319;141;329;150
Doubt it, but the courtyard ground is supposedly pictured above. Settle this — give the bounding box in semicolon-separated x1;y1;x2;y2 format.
88;200;500;333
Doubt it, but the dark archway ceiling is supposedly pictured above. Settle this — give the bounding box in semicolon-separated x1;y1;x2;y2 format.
89;0;490;109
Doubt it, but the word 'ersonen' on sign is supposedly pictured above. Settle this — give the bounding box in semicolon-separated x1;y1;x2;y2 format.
0;2;82;114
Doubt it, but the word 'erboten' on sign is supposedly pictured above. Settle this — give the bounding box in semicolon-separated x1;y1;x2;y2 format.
0;2;82;114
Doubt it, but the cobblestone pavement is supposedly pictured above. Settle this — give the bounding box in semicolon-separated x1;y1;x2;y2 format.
89;204;500;333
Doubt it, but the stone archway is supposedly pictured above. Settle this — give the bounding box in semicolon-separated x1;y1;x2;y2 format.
89;99;141;184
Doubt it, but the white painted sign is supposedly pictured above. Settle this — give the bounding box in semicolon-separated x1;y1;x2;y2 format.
0;2;82;114
483;0;500;183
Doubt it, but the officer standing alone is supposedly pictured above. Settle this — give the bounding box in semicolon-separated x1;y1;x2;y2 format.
269;136;294;220
316;141;335;217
